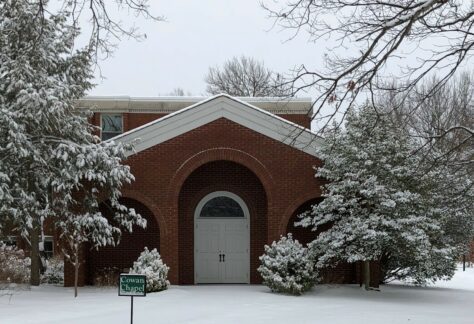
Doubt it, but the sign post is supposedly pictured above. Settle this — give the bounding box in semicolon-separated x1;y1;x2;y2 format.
119;274;147;324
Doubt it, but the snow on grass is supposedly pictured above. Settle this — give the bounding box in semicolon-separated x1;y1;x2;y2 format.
1;266;473;324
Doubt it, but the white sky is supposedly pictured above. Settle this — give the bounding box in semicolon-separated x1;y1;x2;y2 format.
89;0;322;97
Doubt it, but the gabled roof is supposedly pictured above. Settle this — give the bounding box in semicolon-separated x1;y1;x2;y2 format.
110;94;322;158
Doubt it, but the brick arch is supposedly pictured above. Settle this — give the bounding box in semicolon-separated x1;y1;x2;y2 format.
85;196;161;285
120;189;167;238
167;148;275;210
282;196;358;284
177;160;268;284
278;193;322;236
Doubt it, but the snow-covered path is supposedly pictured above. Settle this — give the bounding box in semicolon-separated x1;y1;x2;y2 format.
1;267;473;324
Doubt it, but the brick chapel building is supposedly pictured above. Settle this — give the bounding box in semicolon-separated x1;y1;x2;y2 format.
65;94;361;286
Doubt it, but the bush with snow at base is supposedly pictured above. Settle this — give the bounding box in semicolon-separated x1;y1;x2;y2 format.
258;234;318;295
41;256;64;285
130;247;170;292
0;242;31;284
94;267;120;286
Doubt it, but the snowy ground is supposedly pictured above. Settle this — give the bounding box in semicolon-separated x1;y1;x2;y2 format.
1;266;473;324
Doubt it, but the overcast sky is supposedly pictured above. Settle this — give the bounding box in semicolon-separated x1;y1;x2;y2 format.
89;0;322;97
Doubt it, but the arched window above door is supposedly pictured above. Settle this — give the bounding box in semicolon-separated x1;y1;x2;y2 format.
196;191;249;219
200;196;244;218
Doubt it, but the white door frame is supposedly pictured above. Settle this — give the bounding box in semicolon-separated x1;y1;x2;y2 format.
194;191;250;283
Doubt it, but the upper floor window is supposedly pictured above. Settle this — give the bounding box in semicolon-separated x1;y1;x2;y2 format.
101;114;123;140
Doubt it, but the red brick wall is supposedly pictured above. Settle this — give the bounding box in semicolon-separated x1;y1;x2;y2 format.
278;114;311;129
123;113;167;132
65;197;160;286
70;116;324;286
125;118;323;284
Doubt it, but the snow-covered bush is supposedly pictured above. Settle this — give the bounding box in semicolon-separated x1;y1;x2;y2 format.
0;243;31;284
258;234;318;295
94;267;120;287
41;257;64;285
130;247;170;292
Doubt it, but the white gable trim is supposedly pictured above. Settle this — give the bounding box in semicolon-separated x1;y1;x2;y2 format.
110;94;322;158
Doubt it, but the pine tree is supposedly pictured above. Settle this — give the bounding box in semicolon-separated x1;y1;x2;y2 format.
0;0;145;290
298;105;474;288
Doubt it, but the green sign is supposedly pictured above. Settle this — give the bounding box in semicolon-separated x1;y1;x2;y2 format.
119;274;147;297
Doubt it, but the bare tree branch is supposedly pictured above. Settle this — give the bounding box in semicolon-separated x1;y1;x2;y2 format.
36;0;163;59
263;0;474;145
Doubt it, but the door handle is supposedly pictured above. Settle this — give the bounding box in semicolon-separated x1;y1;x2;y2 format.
219;253;222;262
222;254;225;262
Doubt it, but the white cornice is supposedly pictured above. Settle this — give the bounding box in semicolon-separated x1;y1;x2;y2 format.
76;95;313;115
110;94;321;158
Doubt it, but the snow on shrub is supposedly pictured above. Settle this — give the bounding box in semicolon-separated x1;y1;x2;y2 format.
0;242;31;284
94;267;120;287
130;247;170;292
258;234;318;295
41;256;64;285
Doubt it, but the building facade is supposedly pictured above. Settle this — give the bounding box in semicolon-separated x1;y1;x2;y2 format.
65;94;359;286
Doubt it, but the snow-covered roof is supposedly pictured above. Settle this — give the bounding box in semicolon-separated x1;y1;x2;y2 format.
77;95;312;115
108;94;321;158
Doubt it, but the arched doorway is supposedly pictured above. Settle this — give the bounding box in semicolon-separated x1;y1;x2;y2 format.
86;197;160;285
194;191;250;283
178;160;267;284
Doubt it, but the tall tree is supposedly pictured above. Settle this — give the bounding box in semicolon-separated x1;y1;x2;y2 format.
263;0;474;157
205;56;288;97
381;73;474;167
0;0;145;287
298;105;473;288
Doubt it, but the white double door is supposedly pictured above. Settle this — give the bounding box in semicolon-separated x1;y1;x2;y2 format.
195;218;249;283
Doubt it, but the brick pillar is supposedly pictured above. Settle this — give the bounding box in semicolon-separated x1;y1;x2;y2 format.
267;204;280;244
161;207;179;284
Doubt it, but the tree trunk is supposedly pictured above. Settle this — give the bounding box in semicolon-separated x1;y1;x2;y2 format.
364;260;370;291
30;226;40;286
74;259;79;298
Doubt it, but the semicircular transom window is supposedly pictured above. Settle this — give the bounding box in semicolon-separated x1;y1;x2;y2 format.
200;196;245;218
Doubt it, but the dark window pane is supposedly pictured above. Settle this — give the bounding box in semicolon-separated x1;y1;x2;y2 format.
43;241;53;258
200;196;244;218
101;114;122;133
101;132;121;141
101;114;123;141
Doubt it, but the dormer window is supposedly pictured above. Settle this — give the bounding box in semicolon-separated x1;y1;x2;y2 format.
101;113;123;141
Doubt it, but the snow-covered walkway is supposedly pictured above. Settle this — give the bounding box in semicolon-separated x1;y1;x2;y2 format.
1;267;473;324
